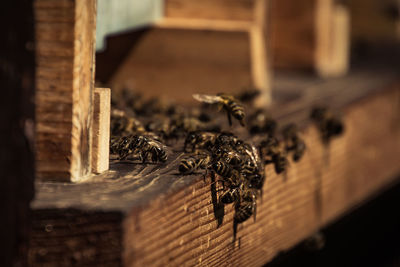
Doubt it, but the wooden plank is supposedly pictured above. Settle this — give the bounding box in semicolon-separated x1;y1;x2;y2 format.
92;88;111;174
269;0;350;77
0;1;35;266
34;0;97;182
30;70;400;265
165;0;256;21
28;210;123;266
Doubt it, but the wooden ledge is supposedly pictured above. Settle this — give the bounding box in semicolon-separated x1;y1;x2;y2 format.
29;69;400;266
155;18;253;32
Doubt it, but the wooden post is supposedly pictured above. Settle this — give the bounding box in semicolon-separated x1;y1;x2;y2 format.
269;0;350;77
92;88;111;174
34;0;97;182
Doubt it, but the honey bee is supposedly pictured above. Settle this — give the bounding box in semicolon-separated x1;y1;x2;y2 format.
282;123;306;162
259;136;288;174
184;131;218;152
234;188;257;223
110;135;168;163
179;154;211;174
220;183;243;204
212;160;233;178
193;93;246;127
110;109;145;136
248;109;277;135
310;106;344;143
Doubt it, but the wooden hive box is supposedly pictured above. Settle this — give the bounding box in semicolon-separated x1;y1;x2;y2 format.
3;0;398;266
104;0;271;105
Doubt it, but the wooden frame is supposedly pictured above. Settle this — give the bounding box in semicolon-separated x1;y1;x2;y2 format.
109;0;271;105
34;0;110;182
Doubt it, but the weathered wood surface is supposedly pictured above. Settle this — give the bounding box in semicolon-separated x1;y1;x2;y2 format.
34;0;97;182
0;1;35;266
30;69;400;266
269;0;350;77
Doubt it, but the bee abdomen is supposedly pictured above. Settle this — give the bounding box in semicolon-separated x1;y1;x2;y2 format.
234;202;254;223
212;161;231;177
179;158;196;174
220;189;239;204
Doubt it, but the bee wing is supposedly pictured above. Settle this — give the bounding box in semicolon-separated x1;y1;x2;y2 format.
192;94;223;104
245;143;262;169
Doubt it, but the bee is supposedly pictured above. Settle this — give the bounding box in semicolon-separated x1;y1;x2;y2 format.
184;131;218;152
310;106;344;143
193;93;246;127
234;188;257;223
282;123;306;162
110;135;168;163
110;109;145;136
259;136;288;174
212;160;233;178
179;154;211;174
219;183;243;204
248;109;277;135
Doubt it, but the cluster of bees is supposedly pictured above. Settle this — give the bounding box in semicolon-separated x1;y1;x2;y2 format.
110;88;344;224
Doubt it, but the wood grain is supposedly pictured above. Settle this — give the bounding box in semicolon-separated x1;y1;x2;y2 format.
92;88;111;174
30;70;400;266
34;0;97;182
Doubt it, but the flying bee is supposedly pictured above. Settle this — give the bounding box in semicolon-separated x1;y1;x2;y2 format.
259;136;288;174
282;123;306;162
193;93;246;127
310;106;344;143
111;135;168;163
234;188;258;223
179;154;211;175
184;131;218;152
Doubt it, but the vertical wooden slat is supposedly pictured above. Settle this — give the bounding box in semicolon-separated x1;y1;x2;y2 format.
35;0;97;182
92;88;111;174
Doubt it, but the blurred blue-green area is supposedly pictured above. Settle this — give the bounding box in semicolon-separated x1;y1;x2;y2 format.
96;0;163;51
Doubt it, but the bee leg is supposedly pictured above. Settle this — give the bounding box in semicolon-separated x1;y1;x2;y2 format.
253;200;257;223
226;110;232;126
141;152;147;163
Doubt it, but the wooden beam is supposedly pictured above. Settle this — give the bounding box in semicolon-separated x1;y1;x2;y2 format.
164;0;256;21
92;88;111;174
29;69;400;266
0;1;35;265
34;0;97;182
269;0;350;77
110;22;270;104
